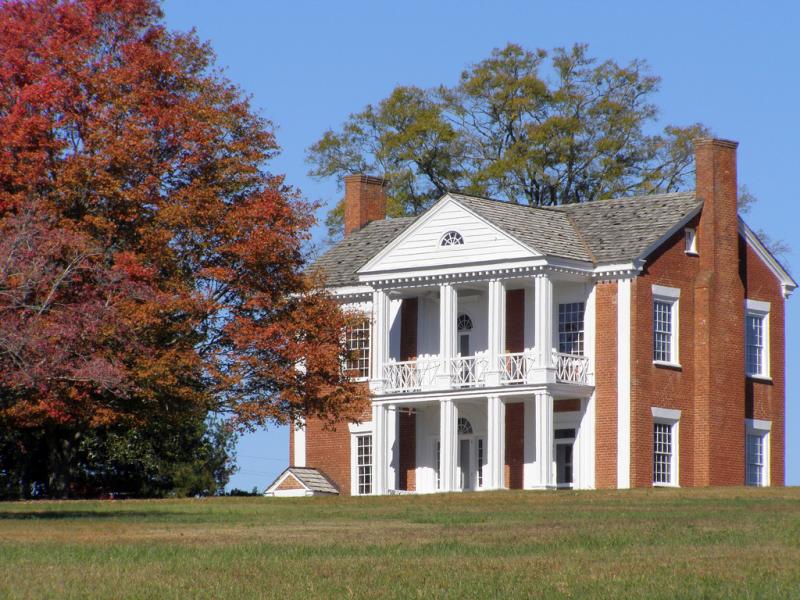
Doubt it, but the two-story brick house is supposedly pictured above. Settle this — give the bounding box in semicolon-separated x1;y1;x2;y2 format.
265;138;795;497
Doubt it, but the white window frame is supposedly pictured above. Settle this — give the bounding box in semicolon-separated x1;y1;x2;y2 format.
344;315;371;382
745;419;771;487
745;299;771;380
349;422;373;495
652;285;681;368
651;407;680;487
684;227;698;255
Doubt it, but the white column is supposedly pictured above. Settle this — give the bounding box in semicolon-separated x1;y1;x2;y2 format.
486;279;506;386
438;399;458;492
573;395;596;490
372;403;388;495
534;390;554;488
370;289;390;391
617;278;632;489
437;283;457;388
386;404;398;492
486;395;506;489
534;275;554;375
293;418;306;467
523;397;536;488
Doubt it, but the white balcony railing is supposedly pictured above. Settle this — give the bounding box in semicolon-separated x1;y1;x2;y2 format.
450;355;489;388
499;351;534;384
383;356;439;393
552;351;590;385
381;349;591;393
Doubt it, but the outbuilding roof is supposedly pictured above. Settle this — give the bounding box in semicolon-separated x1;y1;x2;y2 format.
264;467;340;495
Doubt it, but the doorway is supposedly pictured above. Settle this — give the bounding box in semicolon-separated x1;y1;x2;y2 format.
555;428;575;488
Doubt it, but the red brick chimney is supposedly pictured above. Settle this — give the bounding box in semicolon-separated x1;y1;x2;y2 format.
693;138;746;486
344;174;387;236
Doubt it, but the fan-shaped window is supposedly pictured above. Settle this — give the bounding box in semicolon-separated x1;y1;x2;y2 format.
440;231;464;246
457;313;473;332
458;417;473;435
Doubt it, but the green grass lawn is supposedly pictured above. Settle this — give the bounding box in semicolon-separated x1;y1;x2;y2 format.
1;487;799;599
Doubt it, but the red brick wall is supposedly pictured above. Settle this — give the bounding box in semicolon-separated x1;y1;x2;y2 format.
740;239;786;485
400;298;418;361
594;281;618;488
630;218;700;488
399;410;416;491
555;399;581;413
344;174;387;236
304;416;353;495
506;289;525;353
275;473;304;491
504;402;524;489
288;423;294;467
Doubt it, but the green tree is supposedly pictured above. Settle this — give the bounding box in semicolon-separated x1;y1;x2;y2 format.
308;43;710;240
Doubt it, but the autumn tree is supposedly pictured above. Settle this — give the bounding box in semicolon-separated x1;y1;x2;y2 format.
0;0;366;497
308;43;710;239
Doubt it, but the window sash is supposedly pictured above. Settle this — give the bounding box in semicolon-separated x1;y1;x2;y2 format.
653;300;673;362
356;434;373;495
653;422;673;484
746;433;765;486
558;302;585;355
745;314;764;376
345;319;371;379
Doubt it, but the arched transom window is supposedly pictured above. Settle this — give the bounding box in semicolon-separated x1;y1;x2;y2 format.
440;230;464;246
458;417;473;435
457;313;473;332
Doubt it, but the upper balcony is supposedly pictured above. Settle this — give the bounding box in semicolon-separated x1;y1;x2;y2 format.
382;350;591;394
366;273;594;396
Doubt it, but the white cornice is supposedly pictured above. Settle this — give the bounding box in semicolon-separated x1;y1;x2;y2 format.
739;219;797;299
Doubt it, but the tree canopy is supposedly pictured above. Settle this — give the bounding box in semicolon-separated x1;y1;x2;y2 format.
308;43;710;240
0;0;367;497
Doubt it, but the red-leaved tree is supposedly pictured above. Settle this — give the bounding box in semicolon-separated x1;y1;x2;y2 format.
0;0;367;495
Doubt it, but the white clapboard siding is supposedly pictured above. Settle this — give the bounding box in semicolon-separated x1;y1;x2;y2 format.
364;198;536;273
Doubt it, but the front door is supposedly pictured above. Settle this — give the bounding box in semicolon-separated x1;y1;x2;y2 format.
459;438;471;490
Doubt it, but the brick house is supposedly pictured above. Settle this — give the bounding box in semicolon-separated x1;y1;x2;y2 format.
265;138;795;497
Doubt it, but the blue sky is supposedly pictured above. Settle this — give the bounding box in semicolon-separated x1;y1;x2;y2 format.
163;0;800;490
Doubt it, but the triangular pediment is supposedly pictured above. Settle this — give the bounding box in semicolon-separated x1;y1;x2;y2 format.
359;195;540;276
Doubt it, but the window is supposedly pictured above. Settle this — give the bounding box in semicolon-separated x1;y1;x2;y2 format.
345;318;370;379
440;230;464;246
746;434;764;486
558;302;585;355
684;228;698;255
745;299;770;378
652;285;680;365
745;419;771;487
457;417;473;434
456;313;473;332
356;434;373;495
651;407;680;486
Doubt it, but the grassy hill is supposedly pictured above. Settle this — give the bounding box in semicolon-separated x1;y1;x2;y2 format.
1;487;799;599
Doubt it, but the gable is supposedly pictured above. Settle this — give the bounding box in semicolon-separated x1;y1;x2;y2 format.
359;195;539;276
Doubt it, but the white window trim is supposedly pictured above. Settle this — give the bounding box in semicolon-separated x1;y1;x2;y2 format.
745;299;771;380
684;228;698;256
652;285;681;368
651;407;680;487
350;423;374;496
745;419;771;487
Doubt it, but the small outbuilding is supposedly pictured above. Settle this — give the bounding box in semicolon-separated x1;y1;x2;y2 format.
263;467;339;497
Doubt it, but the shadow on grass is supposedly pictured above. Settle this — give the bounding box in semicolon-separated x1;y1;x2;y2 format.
0;510;182;521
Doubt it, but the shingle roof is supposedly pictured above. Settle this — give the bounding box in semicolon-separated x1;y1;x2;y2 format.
309;191;703;286
311;217;416;287
449;193;592;261
265;467;340;495
554;192;701;264
288;467;339;494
